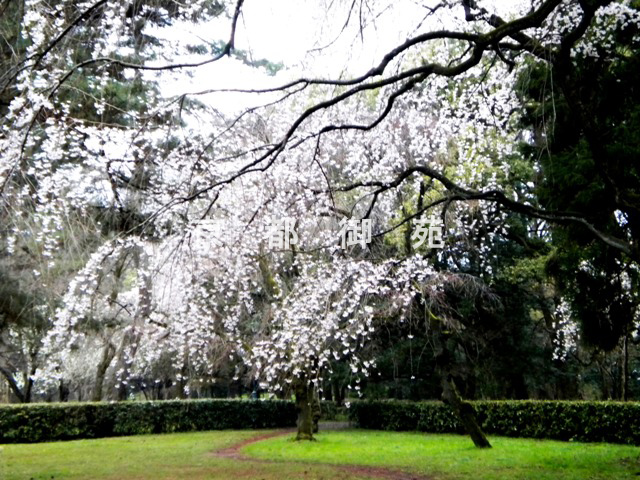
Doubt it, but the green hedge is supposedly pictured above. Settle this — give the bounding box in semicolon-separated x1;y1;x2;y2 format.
319;400;342;420
0;399;296;443
348;400;640;445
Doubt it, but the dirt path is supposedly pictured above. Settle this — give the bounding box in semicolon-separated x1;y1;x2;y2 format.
212;429;433;480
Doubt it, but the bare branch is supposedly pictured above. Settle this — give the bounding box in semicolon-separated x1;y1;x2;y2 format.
47;0;246;98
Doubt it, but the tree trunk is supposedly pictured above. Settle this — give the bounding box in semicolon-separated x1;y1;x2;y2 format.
294;382;315;441
93;342;115;402
117;381;128;401
177;361;189;399
597;359;610;399
312;390;321;434
0;366;26;402
115;249;152;401
442;375;491;448
331;380;344;406
58;379;70;402
22;365;36;403
621;333;629;401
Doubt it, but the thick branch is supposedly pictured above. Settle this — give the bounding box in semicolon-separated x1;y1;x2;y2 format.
0;365;25;402
337;165;637;261
173;0;567;206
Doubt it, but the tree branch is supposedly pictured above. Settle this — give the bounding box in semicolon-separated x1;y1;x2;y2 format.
336;165;636;261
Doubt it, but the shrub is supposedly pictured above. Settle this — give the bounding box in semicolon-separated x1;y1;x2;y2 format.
348;400;640;445
0;399;296;443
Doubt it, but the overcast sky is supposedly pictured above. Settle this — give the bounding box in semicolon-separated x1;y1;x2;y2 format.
146;0;529;113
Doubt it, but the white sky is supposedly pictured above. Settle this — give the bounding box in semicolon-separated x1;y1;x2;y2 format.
146;0;529;113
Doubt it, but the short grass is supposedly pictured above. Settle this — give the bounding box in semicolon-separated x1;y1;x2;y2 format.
245;430;640;480
0;430;359;480
2;429;639;480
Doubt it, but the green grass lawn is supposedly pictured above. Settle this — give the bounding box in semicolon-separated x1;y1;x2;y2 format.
2;429;639;480
245;430;640;480
0;430;357;480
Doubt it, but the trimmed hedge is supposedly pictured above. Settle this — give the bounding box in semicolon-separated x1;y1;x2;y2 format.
319;400;344;420
0;399;295;443
348;400;640;445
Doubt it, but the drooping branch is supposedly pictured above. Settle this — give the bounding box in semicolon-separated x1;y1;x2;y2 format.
14;0;571;212
169;0;568;206
48;0;246;98
34;0;110;68
336;165;638;262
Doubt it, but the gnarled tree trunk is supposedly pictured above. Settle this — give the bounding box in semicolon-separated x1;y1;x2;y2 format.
442;375;491;448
